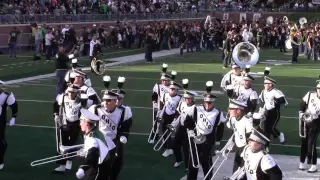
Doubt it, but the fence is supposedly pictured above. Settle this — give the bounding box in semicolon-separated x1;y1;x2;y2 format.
1;7;320;24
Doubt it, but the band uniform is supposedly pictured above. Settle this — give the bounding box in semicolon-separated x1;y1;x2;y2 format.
259;76;287;146
172;90;197;169
298;85;320;173
76;108;116;180
150;73;171;143
226;99;253;173
53;85;87;172
160;81;182;158
226;126;283;180
89;90;128;180
0;87;18;170
184;92;226;180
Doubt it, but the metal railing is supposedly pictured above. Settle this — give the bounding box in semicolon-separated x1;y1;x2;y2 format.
1;7;320;24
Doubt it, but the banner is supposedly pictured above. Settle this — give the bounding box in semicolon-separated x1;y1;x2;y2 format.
312;0;320;4
223;13;229;21
240;13;247;22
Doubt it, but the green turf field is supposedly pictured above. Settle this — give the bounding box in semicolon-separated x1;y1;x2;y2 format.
0;48;144;80
1;48;320;180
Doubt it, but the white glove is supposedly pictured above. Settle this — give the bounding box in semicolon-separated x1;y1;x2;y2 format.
215;141;221;146
226;85;234;90
187;130;195;137
76;168;85;179
77;148;86;157
9;117;15;126
246;112;252;117
54;115;60;123
258;107;266;115
299;111;304;120
152;102;158;109
226;141;235;151
120;136;127;144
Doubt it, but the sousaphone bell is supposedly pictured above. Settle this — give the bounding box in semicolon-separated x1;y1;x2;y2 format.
232;42;259;68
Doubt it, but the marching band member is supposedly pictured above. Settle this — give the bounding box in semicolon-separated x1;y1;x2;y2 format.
298;81;320;173
225;125;283;180
220;64;243;91
53;84;88;172
89;89;128;179
184;81;226;180
110;77;133;179
259;76;287;146
160;81;182;158
173;86;197;169
0;82;18;170
226;99;253;172
76;108;116;180
226;74;258;115
149;64;171;144
72;70;99;107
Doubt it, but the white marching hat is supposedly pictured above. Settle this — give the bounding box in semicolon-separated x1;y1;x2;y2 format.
80;108;100;122
264;76;276;84
228;99;247;109
248;127;270;145
169;81;182;89
183;90;198;99
102;90;119;100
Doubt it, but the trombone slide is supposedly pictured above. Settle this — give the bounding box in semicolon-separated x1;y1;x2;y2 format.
299;117;306;138
30;151;80;167
204;134;235;180
187;129;201;168
153;117;180;151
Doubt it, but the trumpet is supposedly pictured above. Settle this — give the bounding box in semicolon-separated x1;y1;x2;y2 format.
153;117;180;151
187;129;206;168
30;144;84;167
204;134;235;180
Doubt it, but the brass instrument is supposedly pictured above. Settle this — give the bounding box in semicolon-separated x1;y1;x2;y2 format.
153;117;180;151
232;42;259;68
30;144;84;167
224;167;246;180
187;128;206;168
285;24;302;49
299;17;307;28
300;110;317;138
90;57;106;75
205;134;235;180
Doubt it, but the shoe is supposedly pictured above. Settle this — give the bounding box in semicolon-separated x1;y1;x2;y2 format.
174;161;182;168
162;149;173;157
180;174;187;180
307;165;318;173
0;164;3;170
299;162;305;170
66;160;72;170
279;132;285;144
53;165;66;173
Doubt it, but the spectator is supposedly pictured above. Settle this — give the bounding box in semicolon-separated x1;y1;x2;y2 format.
8;27;20;58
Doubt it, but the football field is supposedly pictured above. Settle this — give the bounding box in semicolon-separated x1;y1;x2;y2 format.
1;49;320;180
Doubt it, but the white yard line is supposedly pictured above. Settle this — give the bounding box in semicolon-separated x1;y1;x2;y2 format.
17;99;299;120
8;123;305;148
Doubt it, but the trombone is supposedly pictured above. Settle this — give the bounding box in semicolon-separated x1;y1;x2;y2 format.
153;116;180;151
204;134;235;180
187;128;206;169
147;104;166;143
30;144;84;167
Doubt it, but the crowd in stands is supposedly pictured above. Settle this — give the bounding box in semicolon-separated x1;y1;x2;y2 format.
0;0;319;17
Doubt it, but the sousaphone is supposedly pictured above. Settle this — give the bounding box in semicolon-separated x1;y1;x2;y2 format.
232;42;259;69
